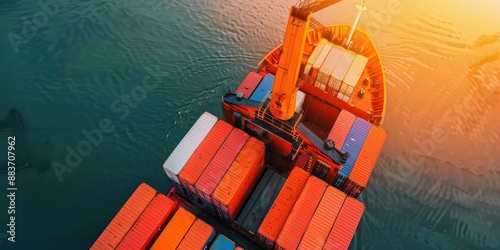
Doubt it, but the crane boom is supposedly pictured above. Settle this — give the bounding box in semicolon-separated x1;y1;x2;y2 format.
269;0;343;120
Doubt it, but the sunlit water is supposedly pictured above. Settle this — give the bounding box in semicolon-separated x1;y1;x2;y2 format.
0;0;499;249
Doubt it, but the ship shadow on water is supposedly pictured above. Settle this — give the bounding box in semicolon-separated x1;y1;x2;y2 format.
0;108;54;175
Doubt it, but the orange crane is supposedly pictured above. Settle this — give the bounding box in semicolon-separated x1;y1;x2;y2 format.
270;0;343;120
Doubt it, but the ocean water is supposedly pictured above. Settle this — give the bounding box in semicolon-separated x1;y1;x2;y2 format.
0;0;499;249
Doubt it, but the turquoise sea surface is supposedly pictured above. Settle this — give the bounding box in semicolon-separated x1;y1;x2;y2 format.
0;0;499;249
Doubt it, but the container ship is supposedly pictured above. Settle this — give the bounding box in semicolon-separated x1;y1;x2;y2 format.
91;0;387;249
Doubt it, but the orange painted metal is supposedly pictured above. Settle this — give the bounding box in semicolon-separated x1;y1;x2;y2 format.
324;197;365;250
150;207;196;250
257;167;309;249
270;6;311;120
297;186;346;250
327;109;356;151
212;137;265;220
116;193;178;250
177;218;215;250
349;125;387;187
235;71;263;98
91;183;157;250
178;121;233;194
195;128;249;202
275;175;328;250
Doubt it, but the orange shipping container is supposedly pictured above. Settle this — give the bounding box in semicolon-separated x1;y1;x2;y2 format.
327;109;356;151
257;167;309;249
116;194;178;250
275;176;328;250
91;183;157;250
212;137;265;220
324;197;365;250
348;125;387;188
195;128;249;202
177;218;216;250
179;121;234;194
297;186;346;250
150;207;196;250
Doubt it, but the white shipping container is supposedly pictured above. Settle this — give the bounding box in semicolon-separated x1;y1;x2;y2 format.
163;112;218;185
295;90;306;113
343;54;368;87
303;38;329;76
316;45;344;91
312;42;333;69
332;50;356;82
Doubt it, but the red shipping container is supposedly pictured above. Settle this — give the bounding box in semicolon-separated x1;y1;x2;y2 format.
324;197;365;250
327;109;356;151
177;218;215;250
297;186;346;250
151;207;196;250
275;175;328;250
212;137;265;220
179;121;234;194
195;128;249;202
116;194;178;250
257;167;309;249
235;71;263;98
91;183;157;250
348;125;387;188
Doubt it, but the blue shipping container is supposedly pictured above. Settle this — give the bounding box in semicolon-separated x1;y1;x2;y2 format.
338;118;371;180
249;73;275;102
210;235;235;250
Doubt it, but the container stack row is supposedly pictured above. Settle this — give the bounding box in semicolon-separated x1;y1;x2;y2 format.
163;112;266;223
92;183;246;250
250;167;365;250
322;109;387;198
302;37;369;102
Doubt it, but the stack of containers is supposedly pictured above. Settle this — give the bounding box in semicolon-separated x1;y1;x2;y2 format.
303;38;329;76
341;54;368;101
249;74;275;103
327;110;356;151
235;72;263;98
210;235;236;250
212;137;266;221
177;218;216;250
91;183;157;250
323;197;365;249
150;207;195;249
331;50;356;97
151;207;215;250
333;117;372;189
342;125;387;198
178;120;233;198
163;112;218;196
309;42;333;83
194;128;249;203
294;90;306;114
256;167;309;249
314;45;343;91
324;46;347;94
237;169;286;235
116;194;178;250
275;175;328;250
297;186;346;250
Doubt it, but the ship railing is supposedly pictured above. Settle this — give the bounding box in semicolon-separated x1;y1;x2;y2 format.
255;94;301;142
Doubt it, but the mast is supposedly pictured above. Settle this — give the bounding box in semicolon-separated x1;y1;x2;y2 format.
346;1;367;45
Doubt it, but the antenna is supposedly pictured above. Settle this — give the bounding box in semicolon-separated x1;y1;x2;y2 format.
346;1;367;45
